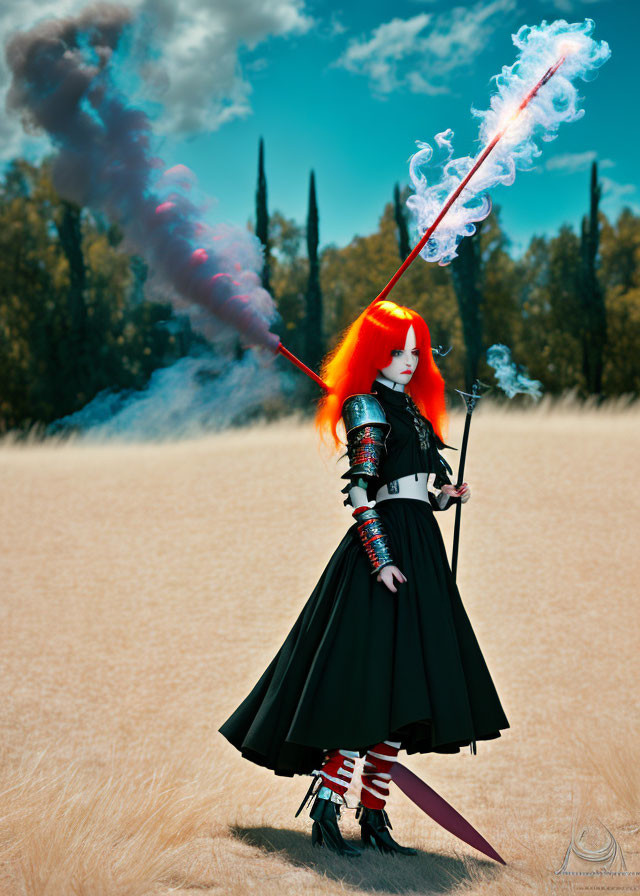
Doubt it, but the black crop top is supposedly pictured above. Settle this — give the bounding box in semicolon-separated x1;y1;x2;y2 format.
364;378;456;503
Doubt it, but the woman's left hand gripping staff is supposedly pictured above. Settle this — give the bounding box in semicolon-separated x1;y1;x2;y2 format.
375;483;471;593
441;482;471;503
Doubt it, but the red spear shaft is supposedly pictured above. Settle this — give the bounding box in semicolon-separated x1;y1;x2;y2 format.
375;53;567;303
274;53;568;389
276;341;330;391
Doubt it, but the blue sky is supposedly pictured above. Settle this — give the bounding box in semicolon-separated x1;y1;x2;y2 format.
159;0;637;258
2;0;638;259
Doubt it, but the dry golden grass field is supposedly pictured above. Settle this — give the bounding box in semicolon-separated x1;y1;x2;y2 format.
1;398;639;896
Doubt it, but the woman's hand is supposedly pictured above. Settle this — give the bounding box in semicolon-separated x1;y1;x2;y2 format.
376;565;407;593
441;482;471;503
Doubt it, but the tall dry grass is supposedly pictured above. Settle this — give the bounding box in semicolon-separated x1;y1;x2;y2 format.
1;395;639;895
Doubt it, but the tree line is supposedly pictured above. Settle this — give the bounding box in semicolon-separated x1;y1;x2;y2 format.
262;143;639;405
0;145;638;435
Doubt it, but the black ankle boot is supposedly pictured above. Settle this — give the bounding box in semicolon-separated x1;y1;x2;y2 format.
356;805;417;856
296;777;362;857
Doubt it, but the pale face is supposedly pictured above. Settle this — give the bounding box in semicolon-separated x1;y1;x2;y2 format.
378;324;419;386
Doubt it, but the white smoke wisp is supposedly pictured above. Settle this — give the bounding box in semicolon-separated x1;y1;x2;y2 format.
49;350;298;442
3;4;280;353
486;343;543;399
406;18;611;265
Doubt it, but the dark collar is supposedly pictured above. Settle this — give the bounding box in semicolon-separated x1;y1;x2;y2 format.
370;378;408;406
371;378;457;451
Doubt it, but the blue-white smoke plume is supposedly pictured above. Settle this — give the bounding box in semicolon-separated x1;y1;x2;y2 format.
50;350;297;441
487;344;543;399
407;18;610;265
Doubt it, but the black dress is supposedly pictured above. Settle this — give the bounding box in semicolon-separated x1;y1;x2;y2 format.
218;378;510;777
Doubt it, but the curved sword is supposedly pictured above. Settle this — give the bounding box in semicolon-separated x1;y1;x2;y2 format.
390;760;507;865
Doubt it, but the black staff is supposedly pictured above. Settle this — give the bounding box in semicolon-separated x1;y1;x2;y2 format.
451;380;490;581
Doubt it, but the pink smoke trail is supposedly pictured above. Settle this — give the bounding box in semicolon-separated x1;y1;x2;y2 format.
4;4;279;353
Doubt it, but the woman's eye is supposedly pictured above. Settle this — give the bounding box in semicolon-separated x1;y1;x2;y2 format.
412;349;420;356
391;350;402;357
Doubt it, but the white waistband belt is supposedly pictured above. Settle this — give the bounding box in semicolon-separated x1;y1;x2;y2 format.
375;472;440;505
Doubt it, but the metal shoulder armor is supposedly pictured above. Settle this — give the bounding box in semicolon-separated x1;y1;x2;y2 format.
341;393;389;438
339;394;395;574
339;394;390;482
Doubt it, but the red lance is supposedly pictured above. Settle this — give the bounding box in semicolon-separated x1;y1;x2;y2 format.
274;52;568;389
271;54;569;864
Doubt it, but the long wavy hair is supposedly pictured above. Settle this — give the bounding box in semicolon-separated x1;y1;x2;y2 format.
315;300;449;451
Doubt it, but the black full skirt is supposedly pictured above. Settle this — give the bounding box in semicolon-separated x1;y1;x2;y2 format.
219;498;510;777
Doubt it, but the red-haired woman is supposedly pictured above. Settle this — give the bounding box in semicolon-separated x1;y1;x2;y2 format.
219;300;510;857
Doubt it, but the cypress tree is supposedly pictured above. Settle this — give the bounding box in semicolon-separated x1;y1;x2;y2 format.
393;183;411;261
55;200;91;410
305;170;324;375
450;225;484;392
255;137;271;294
578;161;606;395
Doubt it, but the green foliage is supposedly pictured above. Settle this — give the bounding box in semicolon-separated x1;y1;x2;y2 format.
269;210;307;361
515;226;585;393
1;154;638;435
602;286;640;393
600;207;640;293
0;158;200;434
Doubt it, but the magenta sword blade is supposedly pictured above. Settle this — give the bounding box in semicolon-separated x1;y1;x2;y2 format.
390;761;507;864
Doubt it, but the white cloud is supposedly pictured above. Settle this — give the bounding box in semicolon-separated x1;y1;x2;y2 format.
327;14;347;37
406;71;450;96
546;152;615;173
1;0;78;157
137;0;313;133
337;14;432;93
542;160;638;214
550;0;606;12
600;176;638;204
335;0;517;96
0;0;313;157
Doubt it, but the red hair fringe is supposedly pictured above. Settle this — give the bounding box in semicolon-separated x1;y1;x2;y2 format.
314;300;449;452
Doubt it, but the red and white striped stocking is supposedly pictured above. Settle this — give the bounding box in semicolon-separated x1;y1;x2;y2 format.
313;748;359;797
360;740;401;809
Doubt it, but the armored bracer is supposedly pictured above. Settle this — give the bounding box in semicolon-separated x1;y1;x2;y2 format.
339;394;394;574
351;505;395;575
339;393;390;506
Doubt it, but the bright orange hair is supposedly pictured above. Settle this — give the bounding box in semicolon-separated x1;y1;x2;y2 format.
315;300;449;452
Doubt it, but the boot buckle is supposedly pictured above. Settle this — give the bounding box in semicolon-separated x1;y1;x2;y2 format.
295;774;322;817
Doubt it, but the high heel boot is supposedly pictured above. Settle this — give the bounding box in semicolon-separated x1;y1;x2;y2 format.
356;804;417;856
295;775;362;857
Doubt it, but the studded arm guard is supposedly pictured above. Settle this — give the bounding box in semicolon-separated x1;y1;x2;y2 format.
351;505;395;574
339;394;394;575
